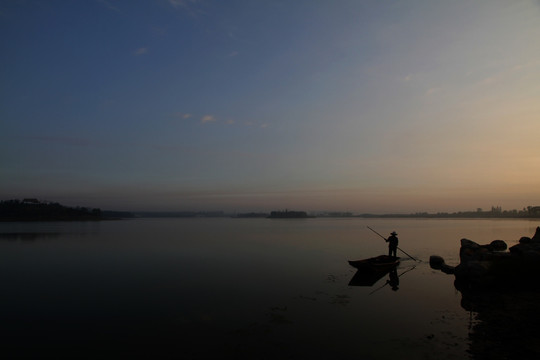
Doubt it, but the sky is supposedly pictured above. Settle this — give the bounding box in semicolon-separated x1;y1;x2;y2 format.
2;0;540;213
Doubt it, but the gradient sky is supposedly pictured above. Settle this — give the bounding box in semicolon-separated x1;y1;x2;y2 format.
2;0;540;213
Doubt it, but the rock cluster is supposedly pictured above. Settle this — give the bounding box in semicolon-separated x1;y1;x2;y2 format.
428;255;455;274
431;226;540;288
508;227;540;256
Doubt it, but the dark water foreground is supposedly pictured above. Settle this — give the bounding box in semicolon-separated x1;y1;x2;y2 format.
0;218;538;359
431;227;540;360
457;284;540;360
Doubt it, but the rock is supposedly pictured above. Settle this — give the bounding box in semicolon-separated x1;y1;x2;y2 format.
510;238;540;256
532;226;540;242
487;240;507;251
519;237;532;244
460;238;480;249
440;264;455;274
433;226;540;289
522;249;540;259
459;239;482;263
429;255;456;274
429;255;445;269
509;243;525;254
455;260;495;285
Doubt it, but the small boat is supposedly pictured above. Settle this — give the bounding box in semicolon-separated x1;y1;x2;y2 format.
348;255;400;271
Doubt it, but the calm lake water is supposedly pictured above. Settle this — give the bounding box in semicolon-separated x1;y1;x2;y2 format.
0;218;538;359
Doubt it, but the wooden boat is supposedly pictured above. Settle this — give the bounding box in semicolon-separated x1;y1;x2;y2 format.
348;255;400;271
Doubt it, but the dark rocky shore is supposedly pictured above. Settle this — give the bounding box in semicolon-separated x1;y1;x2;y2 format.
430;226;540;288
431;227;540;359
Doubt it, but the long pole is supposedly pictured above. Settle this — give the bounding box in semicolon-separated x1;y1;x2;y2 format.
366;226;419;262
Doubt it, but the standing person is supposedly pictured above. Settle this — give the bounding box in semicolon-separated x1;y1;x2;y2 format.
386;231;398;258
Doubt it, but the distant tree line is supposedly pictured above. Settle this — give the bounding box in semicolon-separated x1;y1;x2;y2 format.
233;212;269;218
268;210;312;218
357;206;540;219
3;198;538;221
133;211;225;218
0;199;131;221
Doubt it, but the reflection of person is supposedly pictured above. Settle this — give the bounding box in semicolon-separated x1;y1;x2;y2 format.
386;231;398;257
387;268;399;291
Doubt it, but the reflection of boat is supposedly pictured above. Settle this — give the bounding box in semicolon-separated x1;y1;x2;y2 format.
348;269;390;286
348;255;400;271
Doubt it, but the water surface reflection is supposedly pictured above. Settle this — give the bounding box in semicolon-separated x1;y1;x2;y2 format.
0;232;63;241
0;218;536;358
457;282;540;359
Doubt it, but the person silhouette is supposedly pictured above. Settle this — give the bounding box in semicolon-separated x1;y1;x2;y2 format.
386;231;398;258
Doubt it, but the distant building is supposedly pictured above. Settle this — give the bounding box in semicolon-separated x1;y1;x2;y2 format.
491;206;502;214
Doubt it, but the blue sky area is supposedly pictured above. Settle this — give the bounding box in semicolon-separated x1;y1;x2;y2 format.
2;0;540;212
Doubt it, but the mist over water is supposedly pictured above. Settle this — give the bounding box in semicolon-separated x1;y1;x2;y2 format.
0;218;537;358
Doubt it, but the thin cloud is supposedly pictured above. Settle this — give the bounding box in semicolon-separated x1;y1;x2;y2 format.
168;0;186;8
173;112;192;119
168;0;206;16
425;87;442;96
168;0;200;8
244;121;269;128
227;51;239;58
97;0;121;13
201;115;216;123
150;26;168;36
134;47;148;56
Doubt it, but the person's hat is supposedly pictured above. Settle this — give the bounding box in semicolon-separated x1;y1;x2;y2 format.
391;231;397;235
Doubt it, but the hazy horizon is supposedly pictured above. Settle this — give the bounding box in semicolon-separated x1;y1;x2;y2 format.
2;0;540;214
